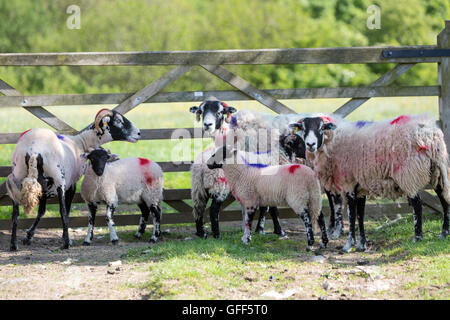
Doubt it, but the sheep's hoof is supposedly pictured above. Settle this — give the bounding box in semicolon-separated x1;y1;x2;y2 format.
61;243;70;250
134;233;142;239
83;241;91;246
413;235;424;242
305;245;313;252
212;233;221;239
356;243;367;252
22;237;32;245
111;239;119;245
330;228;343;240
439;231;448;240
10;243;18;251
320;241;328;249
241;236;251;244
149;236;158;243
195;231;207;239
341;240;354;253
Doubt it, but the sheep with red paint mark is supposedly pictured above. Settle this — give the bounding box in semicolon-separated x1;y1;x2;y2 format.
80;148;164;245
207;146;328;250
291;114;450;253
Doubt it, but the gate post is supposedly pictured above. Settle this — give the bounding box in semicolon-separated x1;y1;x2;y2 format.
438;20;450;148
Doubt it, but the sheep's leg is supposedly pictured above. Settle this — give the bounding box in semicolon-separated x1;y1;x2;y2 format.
64;185;76;216
135;202;150;239
10;201;20;251
57;186;71;249
23;196;47;245
268;207;286;236
194;193;208;239
317;210;329;249
242;207;256;244
209;197;222;238
356;196;367;252
299;208;315;251
105;205;119;245
255;206;268;234
83;203;97;246
325;190;336;233
342;192;357;253
330;192;344;239
409;195;423;242
149;204;162;243
435;185;449;240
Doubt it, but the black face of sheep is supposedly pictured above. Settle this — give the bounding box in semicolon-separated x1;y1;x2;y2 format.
290;117;335;153
189;100;237;135
279;133;306;160
84;149;119;176
93;109;141;143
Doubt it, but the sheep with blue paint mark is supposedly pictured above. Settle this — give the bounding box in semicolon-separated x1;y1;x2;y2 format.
80;148;164;245
292;114;450;253
207;146;328;249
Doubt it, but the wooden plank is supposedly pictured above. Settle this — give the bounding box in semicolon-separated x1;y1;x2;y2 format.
438;21;450;148
0;202;414;230
202;65;295;114
165;200;193;213
0;79;76;132
0;162;192;177
0;86;440;108
334;63;416;117
0;46;440;66
418;190;442;213
113;65;193;115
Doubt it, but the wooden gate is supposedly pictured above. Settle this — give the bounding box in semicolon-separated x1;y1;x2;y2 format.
0;21;448;230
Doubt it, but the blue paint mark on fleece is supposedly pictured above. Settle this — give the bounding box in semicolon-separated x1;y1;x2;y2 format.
354;121;373;128
230;116;238;128
254;150;271;155
240;155;269;169
57;135;65;140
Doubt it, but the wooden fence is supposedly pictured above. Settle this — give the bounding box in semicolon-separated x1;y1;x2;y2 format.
0;21;449;230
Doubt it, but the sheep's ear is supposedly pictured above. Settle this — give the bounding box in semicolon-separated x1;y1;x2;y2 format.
222;105;237;115
190;106;200;114
107;153;120;162
323;122;336;131
81;153;89;159
289;123;304;134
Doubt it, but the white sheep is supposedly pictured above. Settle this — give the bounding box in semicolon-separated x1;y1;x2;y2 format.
80;148;164;244
207;146;329;250
6;109;140;251
291;114;450;252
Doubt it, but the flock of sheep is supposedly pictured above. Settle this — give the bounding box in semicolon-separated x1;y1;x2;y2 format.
4;100;450;253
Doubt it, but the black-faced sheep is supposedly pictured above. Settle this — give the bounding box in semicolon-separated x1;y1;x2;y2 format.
81;148;164;244
207;146;328;250
291;114;450;253
5;109;140;251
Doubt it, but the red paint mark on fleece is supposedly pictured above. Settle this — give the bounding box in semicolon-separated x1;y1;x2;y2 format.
217;176;228;184
19;129;31;139
390;115;411;125
320;116;332;123
288;164;301;174
138;158;153;185
417;145;429;153
221;102;229;108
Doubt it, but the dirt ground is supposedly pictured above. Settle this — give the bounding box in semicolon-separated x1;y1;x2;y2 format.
0;217;447;300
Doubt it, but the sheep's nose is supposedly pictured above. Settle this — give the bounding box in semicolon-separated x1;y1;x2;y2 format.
306;142;316;149
204;122;213;129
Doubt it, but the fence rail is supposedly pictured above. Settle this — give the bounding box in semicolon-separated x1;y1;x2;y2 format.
0;20;448;230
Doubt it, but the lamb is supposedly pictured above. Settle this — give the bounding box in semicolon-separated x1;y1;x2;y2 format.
207;146;328;250
5;109;140;251
80;148;164;244
291;114;450;252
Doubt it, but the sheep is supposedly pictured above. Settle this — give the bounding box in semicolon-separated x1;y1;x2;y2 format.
207;146;328;250
80;148;164;245
5;108;141;251
189;100;290;238
290;114;450;253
